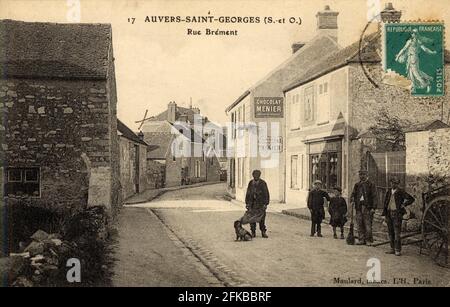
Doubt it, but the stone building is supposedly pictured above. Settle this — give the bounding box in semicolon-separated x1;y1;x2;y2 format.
142;117;221;188
0;20;120;214
225;6;341;203
117;120;150;200
282;4;450;208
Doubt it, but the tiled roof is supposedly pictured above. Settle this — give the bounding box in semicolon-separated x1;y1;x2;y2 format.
0;19;112;79
226;34;341;112
284;32;450;92
404;119;450;133
117;119;148;146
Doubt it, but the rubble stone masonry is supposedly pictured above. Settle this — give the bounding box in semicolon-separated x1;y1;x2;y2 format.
405;127;450;217
0;77;118;211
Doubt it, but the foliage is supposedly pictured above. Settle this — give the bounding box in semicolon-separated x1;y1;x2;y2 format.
368;110;411;151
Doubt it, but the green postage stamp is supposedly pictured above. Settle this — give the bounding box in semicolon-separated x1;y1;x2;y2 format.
383;22;445;97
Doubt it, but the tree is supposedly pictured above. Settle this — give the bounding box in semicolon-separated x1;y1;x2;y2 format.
368;110;411;151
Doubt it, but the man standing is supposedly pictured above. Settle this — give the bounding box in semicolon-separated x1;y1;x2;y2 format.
307;180;331;237
242;170;270;238
351;170;377;245
382;177;415;256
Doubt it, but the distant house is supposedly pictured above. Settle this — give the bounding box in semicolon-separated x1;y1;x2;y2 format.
0;20;120;213
117;120;150;200
142;118;221;188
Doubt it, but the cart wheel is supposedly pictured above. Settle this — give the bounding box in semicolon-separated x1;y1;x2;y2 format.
421;196;449;268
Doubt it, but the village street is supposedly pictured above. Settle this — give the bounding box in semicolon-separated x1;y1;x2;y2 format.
112;183;450;287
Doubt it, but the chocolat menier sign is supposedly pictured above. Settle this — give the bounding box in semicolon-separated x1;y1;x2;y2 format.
254;97;284;118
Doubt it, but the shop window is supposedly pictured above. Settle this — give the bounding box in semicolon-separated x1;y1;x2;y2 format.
5;167;40;197
310;151;341;190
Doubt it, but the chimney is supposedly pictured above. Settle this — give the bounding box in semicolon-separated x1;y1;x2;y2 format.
167;101;177;123
380;3;402;23
291;42;306;54
316;5;339;42
137;130;144;141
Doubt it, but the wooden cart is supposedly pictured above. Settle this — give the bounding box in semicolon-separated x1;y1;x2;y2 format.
420;184;450;268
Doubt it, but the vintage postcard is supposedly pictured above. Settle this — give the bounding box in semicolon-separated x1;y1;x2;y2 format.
0;0;450;295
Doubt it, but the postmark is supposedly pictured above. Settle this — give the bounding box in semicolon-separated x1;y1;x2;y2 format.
382;22;445;97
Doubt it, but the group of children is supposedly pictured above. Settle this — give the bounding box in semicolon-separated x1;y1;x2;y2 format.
307;180;348;239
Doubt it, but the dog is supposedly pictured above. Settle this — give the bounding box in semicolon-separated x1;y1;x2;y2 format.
234;220;252;241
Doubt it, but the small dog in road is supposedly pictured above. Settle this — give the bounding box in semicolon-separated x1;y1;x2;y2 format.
234;220;252;241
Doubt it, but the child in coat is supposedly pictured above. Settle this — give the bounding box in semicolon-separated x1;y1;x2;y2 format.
328;187;348;239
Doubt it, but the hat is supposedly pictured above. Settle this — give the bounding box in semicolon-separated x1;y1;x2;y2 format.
333;186;342;193
313;180;322;185
358;169;368;174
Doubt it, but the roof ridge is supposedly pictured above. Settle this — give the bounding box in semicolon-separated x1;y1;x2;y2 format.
0;19;111;27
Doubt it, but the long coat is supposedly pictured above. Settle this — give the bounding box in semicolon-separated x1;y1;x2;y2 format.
307;189;330;223
328;197;348;227
350;180;377;211
240;179;270;225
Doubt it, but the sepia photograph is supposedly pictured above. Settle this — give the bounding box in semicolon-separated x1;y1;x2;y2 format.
0;0;449;295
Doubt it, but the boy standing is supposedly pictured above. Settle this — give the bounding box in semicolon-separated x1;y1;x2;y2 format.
307;180;330;237
328;187;348;239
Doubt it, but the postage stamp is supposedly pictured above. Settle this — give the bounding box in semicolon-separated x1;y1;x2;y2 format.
382;22;445;97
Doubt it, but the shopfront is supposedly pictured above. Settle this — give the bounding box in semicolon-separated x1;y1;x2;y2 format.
307;138;342;191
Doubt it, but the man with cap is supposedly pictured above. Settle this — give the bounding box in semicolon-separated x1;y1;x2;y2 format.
350;170;377;245
382;177;415;256
243;170;270;238
307;180;331;237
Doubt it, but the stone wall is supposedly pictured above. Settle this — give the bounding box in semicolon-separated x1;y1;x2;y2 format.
118;138;150;200
106;45;121;216
348;63;450;134
118;137;135;200
146;160;165;189
348;63;450;203
0;77;115;211
138;144;150;192
165;155;182;188
406;128;450;218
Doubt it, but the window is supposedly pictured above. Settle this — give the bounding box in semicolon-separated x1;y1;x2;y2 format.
300;154;304;189
195;160;201;178
317;82;330;124
231;112;236;139
291;155;298;189
5;167;40;197
304;86;314;122
290;93;300;130
310;152;340;191
237;158;245;188
229;158;235;188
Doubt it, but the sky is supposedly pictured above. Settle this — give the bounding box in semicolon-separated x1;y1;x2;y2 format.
1;0;449;130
